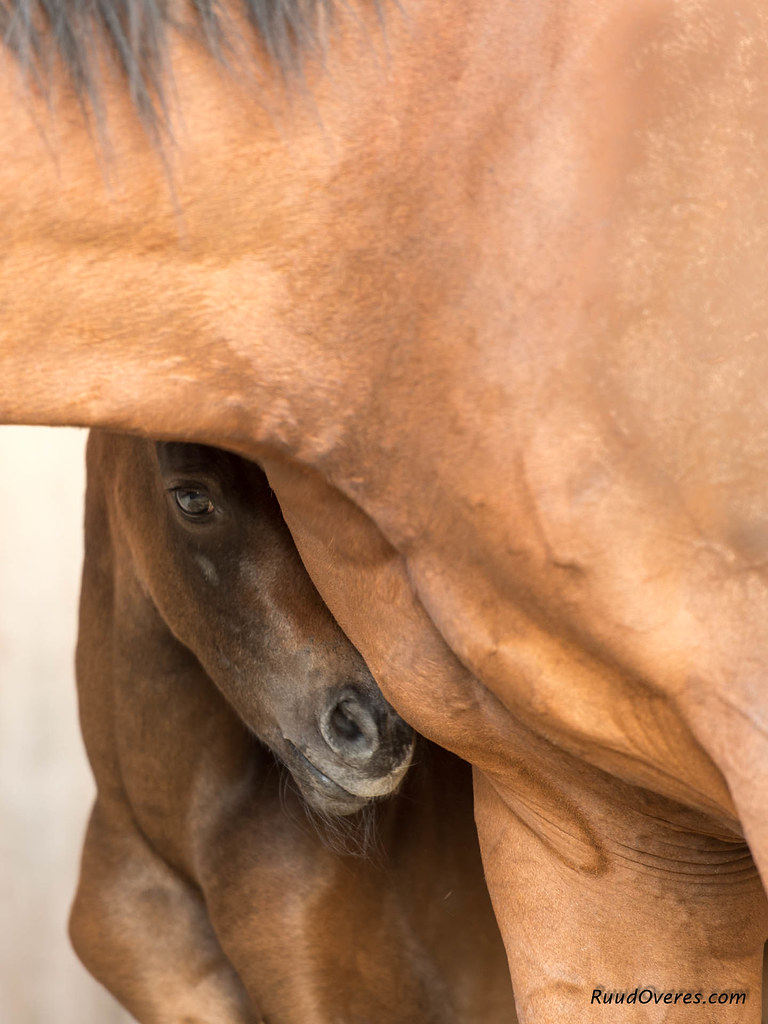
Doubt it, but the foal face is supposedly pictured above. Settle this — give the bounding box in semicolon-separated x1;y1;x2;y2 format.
112;438;414;815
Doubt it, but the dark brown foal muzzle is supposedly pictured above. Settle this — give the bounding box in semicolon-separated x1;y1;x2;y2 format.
283;685;415;816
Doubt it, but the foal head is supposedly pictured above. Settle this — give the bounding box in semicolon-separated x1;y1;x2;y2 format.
106;436;414;815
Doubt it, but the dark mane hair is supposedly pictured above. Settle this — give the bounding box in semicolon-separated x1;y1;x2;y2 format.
0;0;333;133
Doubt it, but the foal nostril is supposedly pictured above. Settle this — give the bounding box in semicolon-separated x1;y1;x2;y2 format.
321;695;379;761
330;702;364;744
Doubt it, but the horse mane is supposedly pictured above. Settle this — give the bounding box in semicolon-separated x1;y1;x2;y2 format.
0;0;334;133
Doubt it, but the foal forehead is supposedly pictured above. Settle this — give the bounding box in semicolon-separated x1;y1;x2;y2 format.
154;442;274;505
156;442;252;481
155;441;235;476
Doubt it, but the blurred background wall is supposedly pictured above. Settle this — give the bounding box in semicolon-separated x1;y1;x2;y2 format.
0;427;132;1024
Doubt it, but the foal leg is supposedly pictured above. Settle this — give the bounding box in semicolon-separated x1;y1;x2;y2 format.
70;802;260;1024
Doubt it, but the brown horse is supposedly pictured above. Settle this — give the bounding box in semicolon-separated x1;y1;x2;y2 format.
3;2;768;1020
71;430;514;1024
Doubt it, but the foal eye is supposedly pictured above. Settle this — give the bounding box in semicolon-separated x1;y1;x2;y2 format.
172;488;216;518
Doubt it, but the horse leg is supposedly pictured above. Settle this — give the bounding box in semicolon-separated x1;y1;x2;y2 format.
70;800;260;1024
474;766;768;1024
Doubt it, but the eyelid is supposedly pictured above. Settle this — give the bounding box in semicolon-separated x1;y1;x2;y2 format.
164;476;214;493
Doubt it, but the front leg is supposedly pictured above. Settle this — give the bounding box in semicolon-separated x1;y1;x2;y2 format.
474;764;768;1024
70;801;260;1024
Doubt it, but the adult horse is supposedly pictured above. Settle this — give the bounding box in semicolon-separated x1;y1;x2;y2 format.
1;1;768;1019
73;430;513;1023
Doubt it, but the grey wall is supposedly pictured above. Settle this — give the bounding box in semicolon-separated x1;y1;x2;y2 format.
0;427;132;1024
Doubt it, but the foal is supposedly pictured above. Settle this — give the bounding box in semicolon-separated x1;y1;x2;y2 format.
70;432;515;1024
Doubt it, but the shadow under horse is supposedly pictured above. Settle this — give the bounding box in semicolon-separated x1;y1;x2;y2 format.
70;431;516;1024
